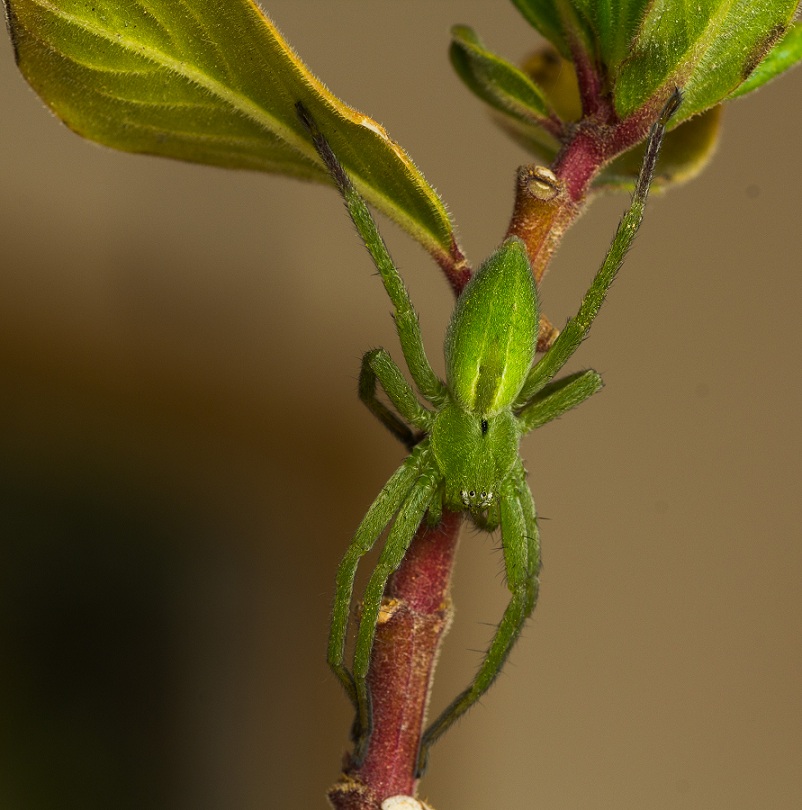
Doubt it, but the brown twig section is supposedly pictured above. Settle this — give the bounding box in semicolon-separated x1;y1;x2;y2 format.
509;113;658;268
327;511;462;810
505;163;577;351
506;87;674;352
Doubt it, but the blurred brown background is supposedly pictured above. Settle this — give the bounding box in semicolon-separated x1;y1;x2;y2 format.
1;2;801;808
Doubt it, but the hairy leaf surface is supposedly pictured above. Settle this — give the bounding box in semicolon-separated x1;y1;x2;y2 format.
449;25;555;130
4;0;457;260
614;0;799;120
510;0;800;125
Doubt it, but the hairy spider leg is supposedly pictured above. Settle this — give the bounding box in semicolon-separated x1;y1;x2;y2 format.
413;374;601;769
416;92;680;773
517;368;603;434
417;459;539;775
328;445;429;706
351;458;440;762
514;89;682;409
297;102;447;408
298;102;453;764
359;348;433;450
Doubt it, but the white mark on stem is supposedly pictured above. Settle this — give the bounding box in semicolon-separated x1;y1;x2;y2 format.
382;796;433;810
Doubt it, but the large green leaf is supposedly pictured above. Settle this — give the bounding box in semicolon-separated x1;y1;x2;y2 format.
3;0;458;262
614;0;799;121
729;21;802;99
511;0;800;127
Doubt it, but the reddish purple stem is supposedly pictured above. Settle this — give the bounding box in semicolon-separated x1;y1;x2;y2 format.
327;512;462;809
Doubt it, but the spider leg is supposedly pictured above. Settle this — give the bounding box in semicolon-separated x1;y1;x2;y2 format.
351;463;440;764
514;89;681;408
297;103;448;408
328;444;429;707
516;368;603;435
359;348;433;450
417;461;539;776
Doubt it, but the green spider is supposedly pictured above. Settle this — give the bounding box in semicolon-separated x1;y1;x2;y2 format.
298;90;679;776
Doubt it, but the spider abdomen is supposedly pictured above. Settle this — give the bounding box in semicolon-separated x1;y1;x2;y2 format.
444;237;538;416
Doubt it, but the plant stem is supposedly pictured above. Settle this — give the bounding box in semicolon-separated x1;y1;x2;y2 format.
507;104;665;323
435;239;472;297
327;511;462;810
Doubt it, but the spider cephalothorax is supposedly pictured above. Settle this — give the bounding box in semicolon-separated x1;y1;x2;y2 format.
430;402;518;513
298;90;679;776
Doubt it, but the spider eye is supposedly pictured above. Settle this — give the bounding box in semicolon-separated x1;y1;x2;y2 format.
469;490;476;498
481;419;489;436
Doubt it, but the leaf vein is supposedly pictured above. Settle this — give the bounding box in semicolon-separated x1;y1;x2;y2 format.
30;0;312;157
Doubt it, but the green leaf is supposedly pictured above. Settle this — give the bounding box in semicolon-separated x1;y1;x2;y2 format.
512;0;571;59
614;0;799;122
4;0;458;262
449;25;555;130
728;21;802;99
511;0;653;76
570;0;652;73
485;46;576;166
511;1;800;127
509;0;572;59
595;105;722;192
